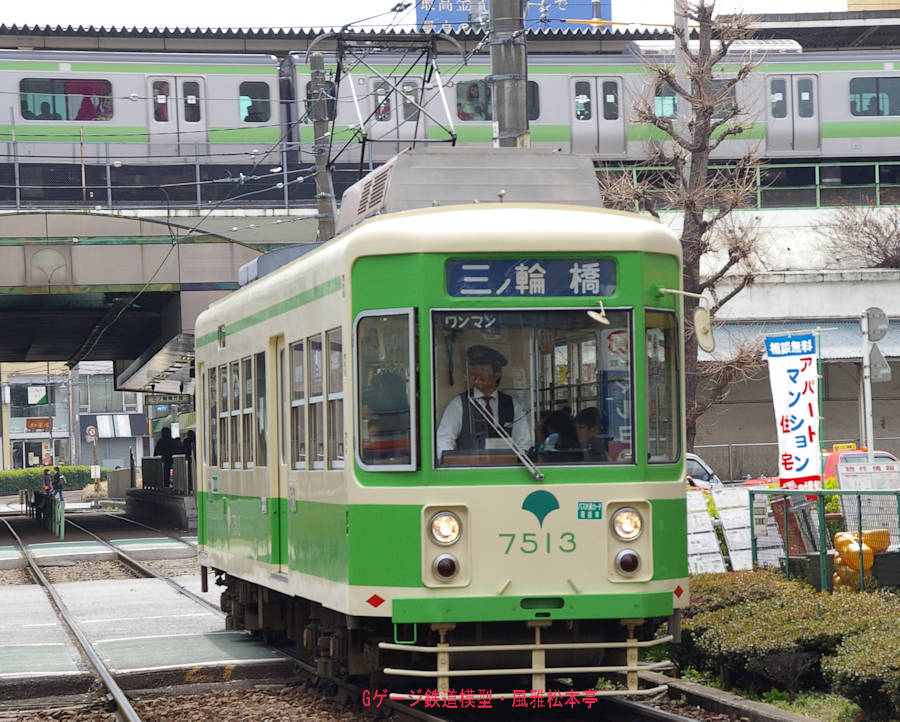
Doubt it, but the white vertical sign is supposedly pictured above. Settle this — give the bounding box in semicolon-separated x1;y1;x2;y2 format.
766;333;821;490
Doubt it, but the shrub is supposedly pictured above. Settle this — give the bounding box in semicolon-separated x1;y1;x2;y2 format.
0;466;104;494
687;568;799;615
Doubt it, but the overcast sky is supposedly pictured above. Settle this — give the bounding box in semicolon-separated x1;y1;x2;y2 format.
7;0;846;31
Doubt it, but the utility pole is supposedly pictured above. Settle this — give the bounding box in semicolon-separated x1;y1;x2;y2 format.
673;0;691;184
310;52;337;242
490;0;530;148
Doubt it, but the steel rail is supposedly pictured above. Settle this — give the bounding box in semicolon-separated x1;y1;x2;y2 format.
1;518;143;722
95;510;197;548
64;517;222;617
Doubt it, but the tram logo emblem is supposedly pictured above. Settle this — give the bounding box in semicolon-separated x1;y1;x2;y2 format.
522;490;559;528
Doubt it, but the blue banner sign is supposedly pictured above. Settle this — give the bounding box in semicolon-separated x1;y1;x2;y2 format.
416;0;607;32
446;259;615;298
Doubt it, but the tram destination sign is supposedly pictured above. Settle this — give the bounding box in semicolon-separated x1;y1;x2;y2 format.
446;259;616;298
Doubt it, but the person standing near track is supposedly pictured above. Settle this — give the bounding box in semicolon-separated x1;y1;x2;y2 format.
42;468;52;493
51;466;66;501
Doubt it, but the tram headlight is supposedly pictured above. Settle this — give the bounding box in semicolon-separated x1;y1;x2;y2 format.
430;511;462;546
611;507;643;541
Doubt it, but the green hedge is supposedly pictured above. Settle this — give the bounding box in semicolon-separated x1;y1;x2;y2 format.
0;466;106;494
680;571;900;717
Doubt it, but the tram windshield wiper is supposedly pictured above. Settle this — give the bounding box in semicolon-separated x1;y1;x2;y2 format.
467;396;545;481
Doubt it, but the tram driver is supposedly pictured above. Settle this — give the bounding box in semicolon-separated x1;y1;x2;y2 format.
436;345;531;462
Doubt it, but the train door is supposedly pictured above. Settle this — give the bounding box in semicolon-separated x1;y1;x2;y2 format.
274;335;289;575
146;76;208;156
570;77;625;156
766;75;820;153
370;79;425;159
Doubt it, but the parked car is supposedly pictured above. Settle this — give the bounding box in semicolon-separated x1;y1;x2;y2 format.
821;446;900;481
686;452;724;490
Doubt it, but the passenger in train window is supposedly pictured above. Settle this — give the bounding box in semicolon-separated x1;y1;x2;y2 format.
37;102;61;121
20;98;36;119
575;407;609;462
244;101;265;122
75;96;98;121
457;83;487;121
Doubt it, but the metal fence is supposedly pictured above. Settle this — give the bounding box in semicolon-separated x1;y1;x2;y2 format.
748;488;900;593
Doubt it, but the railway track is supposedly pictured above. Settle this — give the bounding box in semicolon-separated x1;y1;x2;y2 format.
1;517;142;721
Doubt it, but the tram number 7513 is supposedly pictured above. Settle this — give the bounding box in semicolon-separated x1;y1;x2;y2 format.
499;532;576;554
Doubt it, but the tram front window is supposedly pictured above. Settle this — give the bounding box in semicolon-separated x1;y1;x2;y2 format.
433;309;634;467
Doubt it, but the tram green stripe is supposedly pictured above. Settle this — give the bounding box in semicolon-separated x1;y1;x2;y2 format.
822;121;900;138
195;276;341;348
651;498;689;579
392;591;674;623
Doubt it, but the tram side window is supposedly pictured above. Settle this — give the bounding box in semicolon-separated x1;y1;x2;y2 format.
327;328;344;469
850;77;900;116
255;352;267;467
290;340;306;470
240;82;271;123
646;310;680;464
357;312;414;469
770;78;787;118
218;364;229;467
208;368;218;467
308;334;325;469
242;357;254;469
20;78;113;121
304;80;337;120
230;360;242;468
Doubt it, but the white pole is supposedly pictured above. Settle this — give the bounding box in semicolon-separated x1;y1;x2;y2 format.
860;312;875;463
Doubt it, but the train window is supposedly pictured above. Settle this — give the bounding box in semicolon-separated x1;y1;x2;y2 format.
208;368;218;467
219;364;229;467
152;80;171;122
290;340;306;470
356;311;414;470
256;352;267;467
327;328;344;469
602;81;619;121
19;78;112;122
574;81;592;121
230;360;241;468
456;81;491;121
373;82;392;122
304;80;337;121
242;357;254;468
525;81;540;120
849;77;900;116
433;309;633;468
646;310;680;464
240;82;271;123
797;78;815;118
401;80;420;122
308;334;325;469
654;82;676;118
770;78;787;118
183;81;201;123
710;79;736;122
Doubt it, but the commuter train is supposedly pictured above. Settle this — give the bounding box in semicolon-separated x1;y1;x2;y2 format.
2;43;900;204
193;151;689;697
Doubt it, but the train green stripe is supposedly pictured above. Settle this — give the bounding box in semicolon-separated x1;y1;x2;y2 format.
0;61;60;70
0;125;148;142
822;120;900;138
70;63;275;75
207;126;280;143
195;275;341;348
392;591;674;623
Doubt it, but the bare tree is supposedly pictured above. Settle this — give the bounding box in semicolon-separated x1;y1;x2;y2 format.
816;205;900;269
598;0;765;449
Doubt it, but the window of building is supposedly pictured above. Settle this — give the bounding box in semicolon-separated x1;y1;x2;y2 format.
290;340;306;469
308;334;325;469
255;352;267;467
327;328;343;469
20;78;113;122
183;80;201;123
356;311;415;470
304;80;337;120
850;77;900;117
242;356;254;468
240;82;271;123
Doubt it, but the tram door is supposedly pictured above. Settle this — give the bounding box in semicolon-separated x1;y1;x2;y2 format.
370;79;426;160
146;76;208;157
570;77;625;156
766;75;820;153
